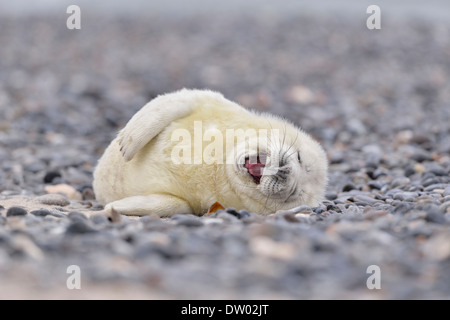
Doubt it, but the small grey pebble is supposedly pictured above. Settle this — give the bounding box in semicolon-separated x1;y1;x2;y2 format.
385;188;404;197
424;183;447;192
220;207;251;219
372;169;387;179
410;149;431;162
329;152;344;164
368;181;383;190
238;209;251;219
90;204;105;211
0;216;6;225
422;178;441;188
23;161;45;173
404;166;416;177
428;168;447;177
211;210;240;222
6;206;28;217
425;210;447;224
325;192;338;200
326;204;340;212
30;209;52;217
172;214;203;227
314;208;325;214
66;220;96;234
68;211;88;221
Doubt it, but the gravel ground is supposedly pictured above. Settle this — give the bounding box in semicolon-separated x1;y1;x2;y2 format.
0;8;450;299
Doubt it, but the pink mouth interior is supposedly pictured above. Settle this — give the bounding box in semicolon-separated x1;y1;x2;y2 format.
245;156;265;184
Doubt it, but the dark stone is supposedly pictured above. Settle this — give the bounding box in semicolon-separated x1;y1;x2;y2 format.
326;204;340;212
222;207;251;219
329;152;344;164
410;149;431;162
365;160;378;170
6;206;27;217
30;209;52;217
237;209;251;219
325;192;338;200
225;208;239;216
43;170;62;184
66;220;96;234
428;168;447;177
314;208;325;214
342;183;356;192
372;169;387;179
368;181;383;190
423;207;447;224
404;166;416;177
422;177;441;187
410;133;431;145
425;211;447;224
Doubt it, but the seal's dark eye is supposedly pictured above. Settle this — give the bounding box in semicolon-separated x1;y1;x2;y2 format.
297;152;302;163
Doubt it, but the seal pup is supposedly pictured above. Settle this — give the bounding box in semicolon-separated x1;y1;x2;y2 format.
93;89;328;216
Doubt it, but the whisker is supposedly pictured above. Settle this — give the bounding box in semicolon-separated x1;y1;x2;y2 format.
281;122;287;152
281;130;299;161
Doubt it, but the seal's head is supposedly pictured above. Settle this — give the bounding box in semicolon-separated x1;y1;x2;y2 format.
227;119;328;213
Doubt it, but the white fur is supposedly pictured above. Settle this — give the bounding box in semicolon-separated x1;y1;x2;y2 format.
93;89;328;216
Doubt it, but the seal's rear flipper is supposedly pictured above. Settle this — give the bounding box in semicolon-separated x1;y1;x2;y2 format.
118;89;225;161
104;194;193;217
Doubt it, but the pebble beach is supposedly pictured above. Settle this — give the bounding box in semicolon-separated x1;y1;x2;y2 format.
0;2;450;299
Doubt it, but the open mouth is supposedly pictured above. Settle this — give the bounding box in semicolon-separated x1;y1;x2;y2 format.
244;156;265;184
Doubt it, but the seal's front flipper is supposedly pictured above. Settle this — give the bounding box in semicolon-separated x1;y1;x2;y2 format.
104;194;193;217
118;89;225;162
